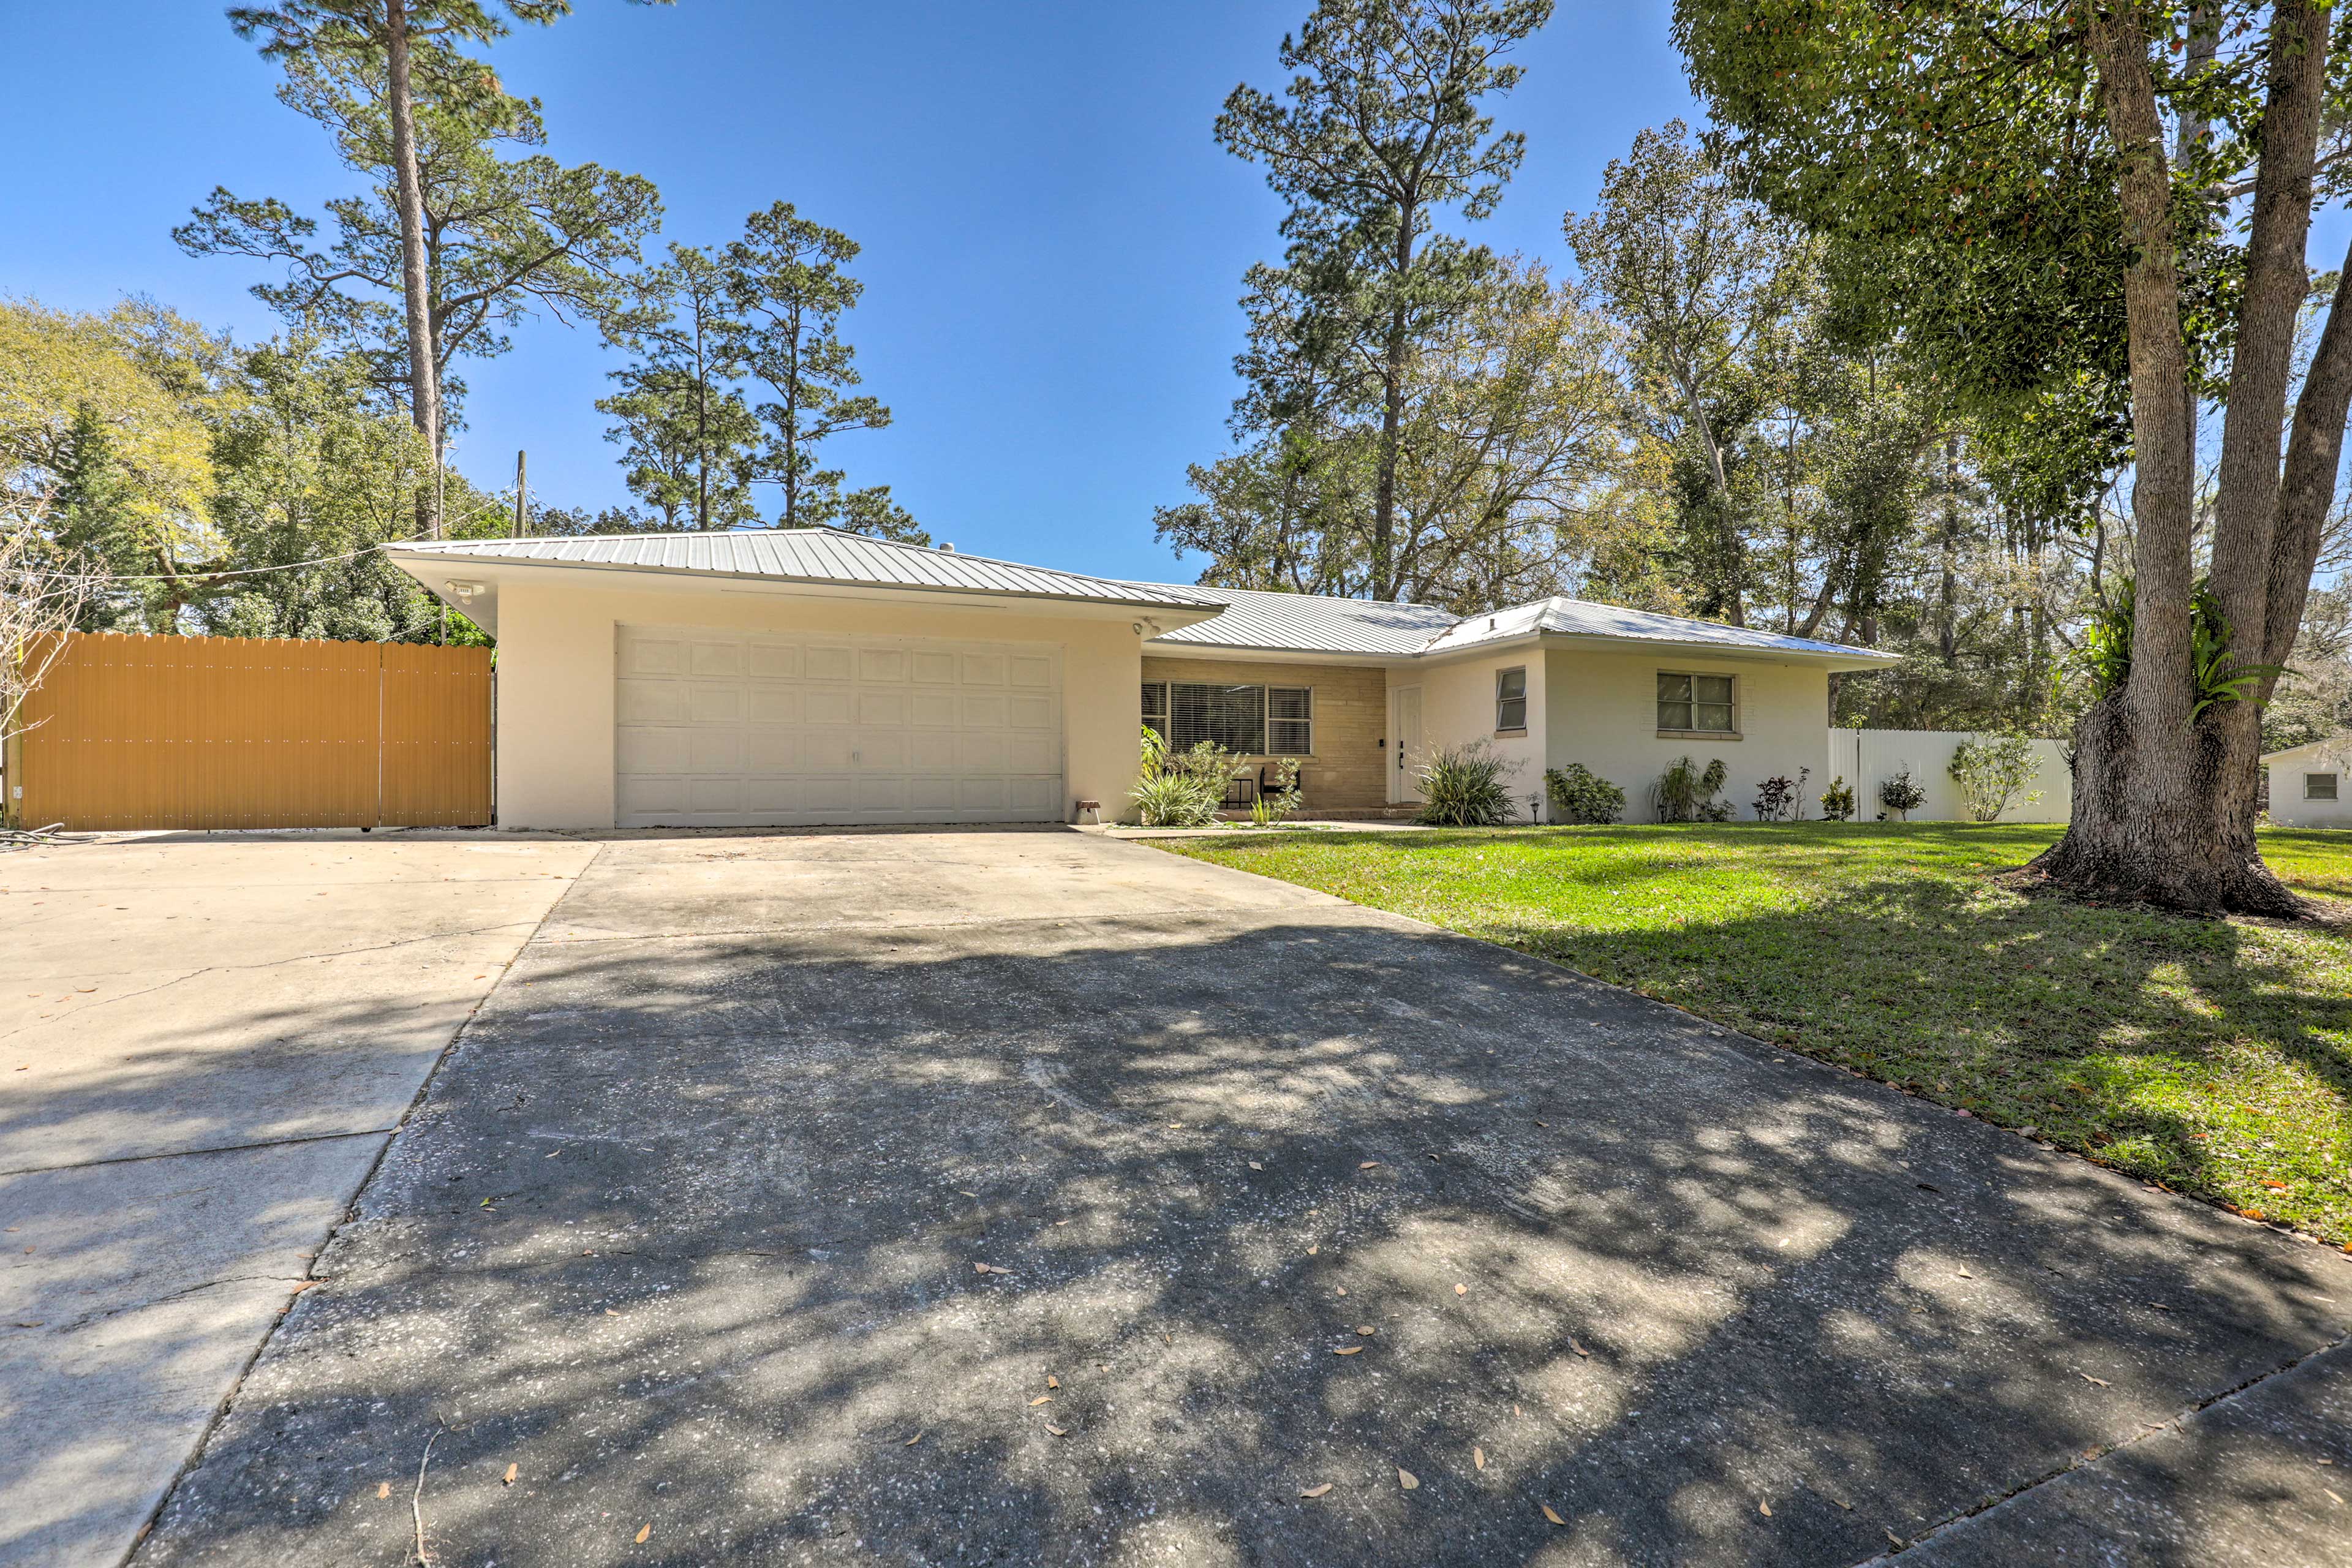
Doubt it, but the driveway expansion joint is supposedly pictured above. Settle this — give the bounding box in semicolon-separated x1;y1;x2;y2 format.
0;1126;399;1179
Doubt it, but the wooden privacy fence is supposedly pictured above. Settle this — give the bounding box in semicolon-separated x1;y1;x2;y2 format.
7;632;492;831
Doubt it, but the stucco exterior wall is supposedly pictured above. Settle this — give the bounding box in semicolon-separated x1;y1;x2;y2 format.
2266;751;2352;829
1398;651;1547;815
493;577;1142;829
1542;646;1830;823
1141;655;1388;810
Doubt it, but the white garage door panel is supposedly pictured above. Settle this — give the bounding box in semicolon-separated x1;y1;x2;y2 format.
615;625;1065;827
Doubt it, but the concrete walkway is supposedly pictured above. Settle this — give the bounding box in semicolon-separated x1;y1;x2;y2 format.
0;832;594;1568
69;828;2352;1564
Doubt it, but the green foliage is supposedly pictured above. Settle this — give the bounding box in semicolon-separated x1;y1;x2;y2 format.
1947;734;2039;824
2079;576;2290;728
1414;741;1521;827
1131;729;1241;827
176;56;661;432
1544;763;1624;824
1877;768;1927;820
597;244;760;531
1254;757;1305;825
1752;767;1809;823
1653;755;1732;823
1818;774;1856;822
1166;825;2352;1243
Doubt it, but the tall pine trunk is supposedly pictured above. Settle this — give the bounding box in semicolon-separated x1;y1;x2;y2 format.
383;0;442;538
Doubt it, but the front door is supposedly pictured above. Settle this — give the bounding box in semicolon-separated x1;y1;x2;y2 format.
1392;685;1424;803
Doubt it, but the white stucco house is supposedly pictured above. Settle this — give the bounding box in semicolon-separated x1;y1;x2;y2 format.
2262;737;2352;829
385;528;1896;830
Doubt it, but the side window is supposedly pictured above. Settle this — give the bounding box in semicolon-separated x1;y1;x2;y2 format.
1268;687;1313;753
2308;772;2340;802
1494;666;1528;731
1657;671;1736;734
1141;682;1169;743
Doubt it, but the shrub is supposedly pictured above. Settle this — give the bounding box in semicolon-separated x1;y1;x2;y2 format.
1948;733;2040;823
1752;766;1811;823
1414;741;1520;826
1250;757;1303;826
1654;756;1733;823
1819;775;1856;821
1129;726;1238;827
1544;763;1624;824
1878;767;1927;820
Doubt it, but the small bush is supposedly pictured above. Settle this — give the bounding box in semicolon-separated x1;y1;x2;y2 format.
1819;775;1856;821
1129;727;1238;827
1879;767;1927;820
1752;766;1811;823
1948;733;2040;823
1250;757;1303;826
1414;741;1521;827
1544;763;1624;824
1654;756;1733;823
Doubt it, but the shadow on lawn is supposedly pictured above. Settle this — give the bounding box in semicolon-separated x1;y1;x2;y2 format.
101;892;2351;1568
1202;824;2352;1238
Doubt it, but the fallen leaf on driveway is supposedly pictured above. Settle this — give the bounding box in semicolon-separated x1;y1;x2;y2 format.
1542;1504;1565;1525
1568;1338;1591;1358
904;1431;923;1446
1887;1529;1907;1548
1029;1395;1054;1405
1335;1286;1346;1296
2079;1373;2111;1387
1333;1346;1363;1355
1047;1376;1060;1389
1455;1283;1468;1296
1398;1468;1419;1490
377;1482;391;1499
635;1523;651;1543
1758;1500;1771;1517
1046;1423;1067;1436
1248;1161;1264;1170
1306;1245;1318;1255
1300;1483;1332;1498
1474;1447;1487;1470
2326;1488;2344;1506
1359;1161;1381;1170
503;1463;518;1485
974;1262;1012;1275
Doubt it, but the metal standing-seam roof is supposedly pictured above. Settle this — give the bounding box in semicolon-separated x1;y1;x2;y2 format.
1135;582;1896;665
1130;583;1463;656
384;529;1226;611
1414;596;1899;662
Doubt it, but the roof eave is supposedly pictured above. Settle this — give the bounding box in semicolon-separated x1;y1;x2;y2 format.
380;547;1228;623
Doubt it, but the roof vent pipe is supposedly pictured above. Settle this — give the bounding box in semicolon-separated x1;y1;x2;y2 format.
941;542;957;552
1488;616;1496;631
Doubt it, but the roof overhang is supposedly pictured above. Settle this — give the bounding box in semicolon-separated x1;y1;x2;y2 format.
383;548;1229;638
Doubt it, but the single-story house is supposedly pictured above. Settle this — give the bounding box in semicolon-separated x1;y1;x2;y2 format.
384;528;1896;830
2261;737;2352;828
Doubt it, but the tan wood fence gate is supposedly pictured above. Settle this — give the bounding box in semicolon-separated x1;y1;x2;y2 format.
5;632;492;831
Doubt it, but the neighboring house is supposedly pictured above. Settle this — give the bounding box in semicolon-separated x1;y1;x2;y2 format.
2261;737;2352;828
385;529;1894;830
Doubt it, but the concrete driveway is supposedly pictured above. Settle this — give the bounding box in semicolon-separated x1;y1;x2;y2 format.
0;832;595;1568
56;828;2352;1565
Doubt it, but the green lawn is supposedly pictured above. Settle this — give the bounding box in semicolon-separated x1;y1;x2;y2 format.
1157;824;2352;1246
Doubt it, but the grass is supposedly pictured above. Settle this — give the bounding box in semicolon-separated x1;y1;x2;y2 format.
1158;823;2352;1246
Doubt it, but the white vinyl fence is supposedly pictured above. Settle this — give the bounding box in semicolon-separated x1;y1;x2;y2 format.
1826;728;2072;824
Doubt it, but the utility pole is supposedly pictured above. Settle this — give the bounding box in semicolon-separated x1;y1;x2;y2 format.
513;450;528;538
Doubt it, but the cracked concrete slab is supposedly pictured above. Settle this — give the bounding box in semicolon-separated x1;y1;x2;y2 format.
125;829;2352;1567
0;831;595;1568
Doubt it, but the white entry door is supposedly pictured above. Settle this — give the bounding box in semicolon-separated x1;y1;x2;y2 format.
1392;685;1424;804
614;625;1064;827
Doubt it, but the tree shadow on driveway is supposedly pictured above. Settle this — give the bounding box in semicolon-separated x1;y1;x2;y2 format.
129;900;2352;1567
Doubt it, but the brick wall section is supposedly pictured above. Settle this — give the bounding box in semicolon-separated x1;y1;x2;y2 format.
1141;656;1388;810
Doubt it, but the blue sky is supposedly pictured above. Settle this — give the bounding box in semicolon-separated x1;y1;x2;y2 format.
1;1;1694;583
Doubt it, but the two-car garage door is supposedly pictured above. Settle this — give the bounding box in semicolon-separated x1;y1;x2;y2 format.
614;625;1065;827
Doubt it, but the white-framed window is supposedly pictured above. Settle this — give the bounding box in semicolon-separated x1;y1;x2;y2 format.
1142;681;1313;755
1657;671;1737;736
1494;666;1528;732
2308;771;2340;802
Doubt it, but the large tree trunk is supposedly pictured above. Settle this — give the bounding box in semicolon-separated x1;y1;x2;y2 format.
383;0;442;538
2029;3;2299;915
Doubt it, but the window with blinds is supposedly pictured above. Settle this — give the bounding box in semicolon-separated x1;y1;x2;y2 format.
1141;682;1313;755
2309;772;2340;802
